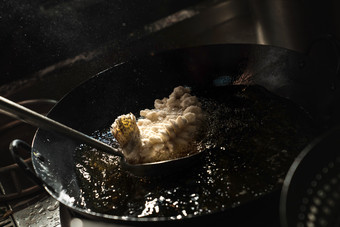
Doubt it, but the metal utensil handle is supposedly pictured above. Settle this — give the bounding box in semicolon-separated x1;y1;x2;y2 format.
0;96;124;159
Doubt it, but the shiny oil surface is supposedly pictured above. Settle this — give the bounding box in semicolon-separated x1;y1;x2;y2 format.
73;85;317;219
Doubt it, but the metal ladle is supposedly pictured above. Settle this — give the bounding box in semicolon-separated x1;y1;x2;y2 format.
0;96;202;177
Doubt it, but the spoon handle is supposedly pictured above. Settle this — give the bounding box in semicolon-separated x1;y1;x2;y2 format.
0;96;124;159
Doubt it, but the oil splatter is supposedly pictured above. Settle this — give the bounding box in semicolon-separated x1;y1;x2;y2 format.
74;85;318;219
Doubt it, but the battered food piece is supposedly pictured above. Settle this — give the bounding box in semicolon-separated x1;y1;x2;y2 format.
111;86;204;164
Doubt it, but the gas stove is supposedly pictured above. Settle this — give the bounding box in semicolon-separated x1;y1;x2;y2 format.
0;99;60;226
1;0;339;226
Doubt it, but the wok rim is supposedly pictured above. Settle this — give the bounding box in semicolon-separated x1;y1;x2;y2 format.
30;43;305;222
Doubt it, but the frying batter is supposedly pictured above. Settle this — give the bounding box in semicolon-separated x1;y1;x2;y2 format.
111;86;204;164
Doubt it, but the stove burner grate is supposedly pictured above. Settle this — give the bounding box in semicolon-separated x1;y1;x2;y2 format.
0;159;42;203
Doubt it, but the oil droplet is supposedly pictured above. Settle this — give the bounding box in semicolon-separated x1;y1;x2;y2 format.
38;207;45;214
47;201;59;211
34;203;42;209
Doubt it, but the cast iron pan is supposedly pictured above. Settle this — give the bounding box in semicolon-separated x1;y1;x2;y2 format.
10;44;332;223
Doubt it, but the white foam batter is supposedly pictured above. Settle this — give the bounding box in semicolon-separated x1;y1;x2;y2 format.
111;86;204;164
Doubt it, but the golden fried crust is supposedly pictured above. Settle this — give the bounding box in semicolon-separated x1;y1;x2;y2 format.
111;113;140;148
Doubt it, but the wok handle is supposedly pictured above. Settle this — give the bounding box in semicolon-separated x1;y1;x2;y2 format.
9;139;55;193
0;96;125;159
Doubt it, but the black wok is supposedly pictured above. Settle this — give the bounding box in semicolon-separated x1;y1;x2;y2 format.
10;44;334;224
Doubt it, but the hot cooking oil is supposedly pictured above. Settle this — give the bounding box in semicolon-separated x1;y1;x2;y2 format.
74;85;318;219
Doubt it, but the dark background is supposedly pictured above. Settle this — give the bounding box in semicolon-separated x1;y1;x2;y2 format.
1;0;339;91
